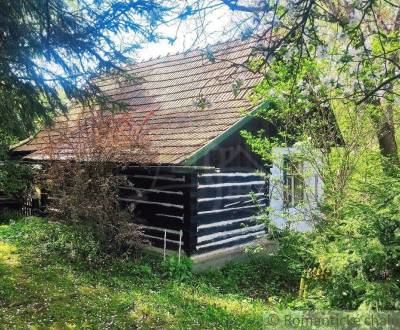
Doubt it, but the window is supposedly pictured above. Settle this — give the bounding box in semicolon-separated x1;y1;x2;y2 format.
283;155;304;208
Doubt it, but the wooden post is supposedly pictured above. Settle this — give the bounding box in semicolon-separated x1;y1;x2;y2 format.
182;173;199;256
178;230;182;263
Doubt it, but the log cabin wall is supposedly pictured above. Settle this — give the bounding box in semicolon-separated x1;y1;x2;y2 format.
118;168;194;254
194;172;267;255
22;165;267;257
118;167;267;257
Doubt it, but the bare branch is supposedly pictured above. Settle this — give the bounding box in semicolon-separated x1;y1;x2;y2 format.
220;0;270;13
356;73;400;105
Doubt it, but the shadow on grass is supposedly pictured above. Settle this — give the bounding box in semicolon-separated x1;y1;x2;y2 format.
0;218;300;329
194;253;301;300
128;279;269;329
0;245;276;329
0;243;141;328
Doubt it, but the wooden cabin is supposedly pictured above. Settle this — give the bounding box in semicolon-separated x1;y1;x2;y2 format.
11;39;325;260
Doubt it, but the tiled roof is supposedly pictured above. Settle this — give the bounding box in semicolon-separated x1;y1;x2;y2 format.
13;39;263;165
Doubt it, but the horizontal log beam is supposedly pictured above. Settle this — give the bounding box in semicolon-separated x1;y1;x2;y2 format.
198;173;265;185
194;205;264;224
119;188;185;204
197;183;266;198
197;224;265;245
197;216;261;236
135;215;184;231
196;230;265;254
198;193;266;211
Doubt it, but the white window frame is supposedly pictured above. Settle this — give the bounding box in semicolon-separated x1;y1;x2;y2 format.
283;155;305;208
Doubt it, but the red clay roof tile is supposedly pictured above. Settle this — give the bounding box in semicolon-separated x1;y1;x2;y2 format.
13;39;263;165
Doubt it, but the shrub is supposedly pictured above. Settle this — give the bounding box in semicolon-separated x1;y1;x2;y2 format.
43;159;143;256
310;170;400;310
0;161;33;199
40;110;153;257
161;254;193;281
273;170;400;310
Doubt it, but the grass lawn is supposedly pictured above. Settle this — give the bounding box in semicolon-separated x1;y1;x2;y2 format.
0;217;299;329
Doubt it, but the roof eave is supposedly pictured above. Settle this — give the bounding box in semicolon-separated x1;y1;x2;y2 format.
181;101;268;166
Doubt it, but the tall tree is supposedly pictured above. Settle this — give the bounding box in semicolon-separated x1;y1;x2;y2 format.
217;0;400;171
0;0;168;141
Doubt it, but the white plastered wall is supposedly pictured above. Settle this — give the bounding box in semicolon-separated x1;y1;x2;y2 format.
269;147;323;231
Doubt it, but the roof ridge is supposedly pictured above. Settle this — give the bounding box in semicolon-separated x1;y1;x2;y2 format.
90;36;260;86
131;35;256;67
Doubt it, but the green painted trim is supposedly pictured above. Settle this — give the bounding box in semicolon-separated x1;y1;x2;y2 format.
182;102;268;166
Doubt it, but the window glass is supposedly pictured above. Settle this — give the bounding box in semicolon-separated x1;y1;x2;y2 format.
283;155;304;208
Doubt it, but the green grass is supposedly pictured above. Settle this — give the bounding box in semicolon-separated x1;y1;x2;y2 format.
0;217;298;329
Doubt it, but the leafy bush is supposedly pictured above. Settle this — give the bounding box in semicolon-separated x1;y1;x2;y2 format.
271;227;315;280
38;221;103;263
0;161;33;199
310;170;400;310
270;169;400;310
161;254;193;281
43;160;143;257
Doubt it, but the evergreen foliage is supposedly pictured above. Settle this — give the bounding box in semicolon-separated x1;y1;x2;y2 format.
0;0;168;139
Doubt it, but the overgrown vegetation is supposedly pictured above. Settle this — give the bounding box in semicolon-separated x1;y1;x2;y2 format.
265;168;400;310
1;0;400;325
0;216;300;329
310;170;400;310
41;111;153;257
237;0;400;312
43;158;144;258
0;161;32;200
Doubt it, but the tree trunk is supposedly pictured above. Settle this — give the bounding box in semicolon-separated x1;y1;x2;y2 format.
374;106;399;166
374;8;400;173
369;95;399;173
